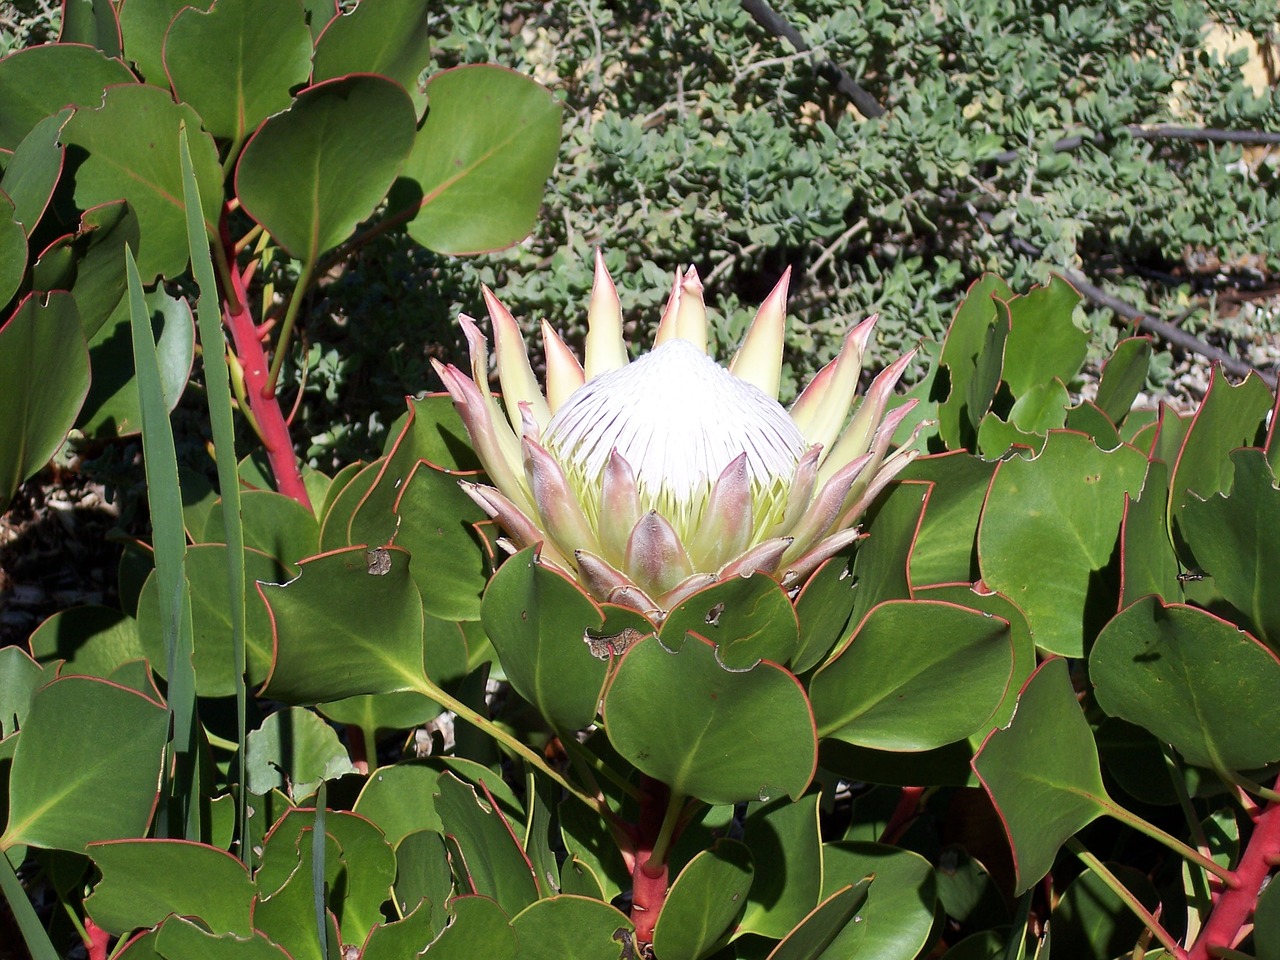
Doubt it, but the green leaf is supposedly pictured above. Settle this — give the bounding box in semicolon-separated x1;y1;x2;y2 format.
390;832;452;925
978;430;1147;656
244;707;357;801
1181;449;1280;648
84;839;253;936
254;810;389;958
480;546;610;731
59;0;122;56
62;84;222;281
820;841;937;960
434;772;539;916
0;292;89;513
1119;460;1181;607
1255;868;1280;960
738;795;822;939
510;896;634;960
934;274;1013;451
1168;367;1272;523
0;44;135;151
1050;863;1159;960
402;65;562;254
653;840;753;960
259;545;427;703
1094;337;1152;427
1090;595;1280;771
408;895;516;960
204;489;319;568
396;461;493;621
765;880;872;960
1;676;168;853
358;901;439;960
0;197;26;306
999;276;1086;399
78;288;194;438
165;0;313;141
3;109;67;234
312;0;434;116
0;647;51;738
660;574;799;670
791;546;859;675
28;605;144;678
901;453;996;587
811;600;1013;751
33;200;140;341
603;633;816;805
118;0;203;83
153;917;293;960
972;659;1109;894
236;75;415;263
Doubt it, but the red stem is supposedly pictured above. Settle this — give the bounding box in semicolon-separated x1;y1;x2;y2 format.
630;776;671;948
84;916;109;960
218;216;312;510
880;785;925;845
1188;774;1280;960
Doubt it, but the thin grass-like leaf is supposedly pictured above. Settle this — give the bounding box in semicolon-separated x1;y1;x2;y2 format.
126;247;199;840
180;125;250;866
0;853;61;960
313;781;329;959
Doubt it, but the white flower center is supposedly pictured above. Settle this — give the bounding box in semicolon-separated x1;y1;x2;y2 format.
544;339;807;523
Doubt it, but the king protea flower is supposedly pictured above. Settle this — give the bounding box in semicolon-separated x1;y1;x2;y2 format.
432;252;922;619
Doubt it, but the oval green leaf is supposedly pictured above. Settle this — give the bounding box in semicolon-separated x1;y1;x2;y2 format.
258;545;427;703
510;895;634;960
972;658;1109;894
1;676;167;853
603;632;816;805
165;0;313;140
0;292;89;513
0;44;135;150
978;430;1148;656
481;545;609;731
653;840;753;960
402;65;561;254
661;573;799;670
810;599;1013;751
61;84;222;281
236;75;416;263
1090;595;1280;771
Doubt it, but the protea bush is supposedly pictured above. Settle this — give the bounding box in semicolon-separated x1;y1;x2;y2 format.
433;251;923;618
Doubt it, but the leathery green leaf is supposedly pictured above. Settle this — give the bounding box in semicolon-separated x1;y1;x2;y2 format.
653;840;753;960
510;896;634;960
236;75;415;263
481;546;610;732
402;65;562;255
61;85;221;281
765;879;872;960
603;632;816;805
972;658;1109;893
1090;595;1280;771
738;794;822;939
660;573;798;670
1180;449;1280;649
0;292;89;513
84;839;253;936
978;430;1147;656
434;772;538;916
0;44;135;150
259;545;427;703
820;841;937;960
811;600;1014;751
1;677;167;853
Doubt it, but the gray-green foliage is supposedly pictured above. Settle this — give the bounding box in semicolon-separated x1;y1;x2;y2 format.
448;2;1274;347
294;1;1278;460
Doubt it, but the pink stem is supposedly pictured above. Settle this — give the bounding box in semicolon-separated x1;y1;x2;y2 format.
630;776;671;948
218;216;312;510
84;916;110;960
1188;774;1280;960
